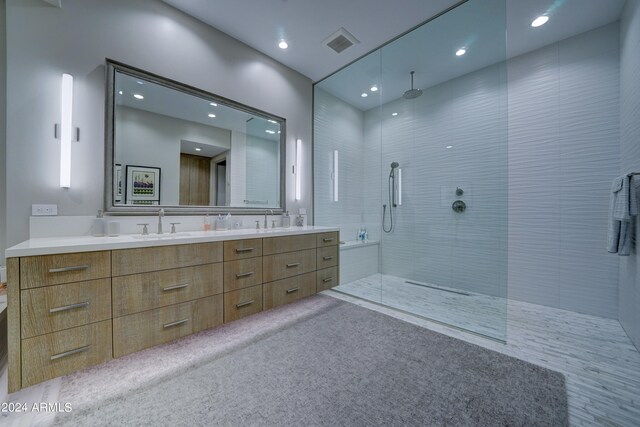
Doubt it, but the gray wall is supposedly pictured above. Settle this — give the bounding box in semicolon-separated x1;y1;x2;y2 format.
4;0;312;250
619;0;640;349
508;23;620;319
0;0;6;266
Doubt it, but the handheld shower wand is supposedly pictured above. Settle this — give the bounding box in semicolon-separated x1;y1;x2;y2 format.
383;162;400;233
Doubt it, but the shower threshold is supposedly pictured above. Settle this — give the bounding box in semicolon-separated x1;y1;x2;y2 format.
331;273;507;343
404;280;471;296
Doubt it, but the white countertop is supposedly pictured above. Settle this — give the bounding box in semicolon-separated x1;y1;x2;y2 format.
5;226;339;258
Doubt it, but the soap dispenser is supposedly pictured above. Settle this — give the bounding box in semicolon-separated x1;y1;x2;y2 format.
91;210;106;237
282;211;291;228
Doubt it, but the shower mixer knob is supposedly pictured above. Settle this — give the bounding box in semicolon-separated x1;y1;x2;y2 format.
452;200;466;213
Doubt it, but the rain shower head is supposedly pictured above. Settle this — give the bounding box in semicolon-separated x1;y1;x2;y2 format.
403;71;423;99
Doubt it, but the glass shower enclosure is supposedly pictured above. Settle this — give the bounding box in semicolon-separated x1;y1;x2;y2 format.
313;0;508;341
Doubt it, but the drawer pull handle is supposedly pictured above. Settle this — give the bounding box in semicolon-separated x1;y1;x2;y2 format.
49;301;90;313
322;237;335;242
236;300;254;308
235;248;255;253
323;277;335;283
163;318;189;328
286;263;300;268
323;256;334;261
48;265;89;273
236;272;254;278
162;283;189;291
286;287;299;294
50;345;90;360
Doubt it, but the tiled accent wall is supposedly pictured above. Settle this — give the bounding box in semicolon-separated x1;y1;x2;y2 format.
508;23;620;318
619;0;640;349
314;88;370;241
366;63;509;298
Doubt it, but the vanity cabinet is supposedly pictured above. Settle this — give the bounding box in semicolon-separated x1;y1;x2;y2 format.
7;230;339;392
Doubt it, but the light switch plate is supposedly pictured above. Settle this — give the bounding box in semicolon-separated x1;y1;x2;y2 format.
32;204;58;216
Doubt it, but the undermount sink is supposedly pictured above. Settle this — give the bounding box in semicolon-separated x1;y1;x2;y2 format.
131;232;192;239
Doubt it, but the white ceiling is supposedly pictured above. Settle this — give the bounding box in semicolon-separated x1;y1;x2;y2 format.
161;0;625;87
161;0;461;82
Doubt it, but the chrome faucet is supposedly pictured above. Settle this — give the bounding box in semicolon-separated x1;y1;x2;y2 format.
264;209;274;228
157;209;164;234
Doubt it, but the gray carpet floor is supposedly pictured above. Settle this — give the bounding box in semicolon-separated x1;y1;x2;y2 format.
54;295;567;426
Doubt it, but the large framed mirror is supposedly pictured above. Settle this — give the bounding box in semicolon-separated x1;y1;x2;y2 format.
105;60;285;214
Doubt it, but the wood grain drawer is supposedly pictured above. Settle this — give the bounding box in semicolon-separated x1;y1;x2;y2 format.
21;278;112;339
112;295;223;358
263;234;316;255
317;246;338;269
20;251;111;289
224;238;262;261
223;284;263;323
224;258;263;292
316;267;339;292
112;242;223;276
263;272;316;310
316;232;339;247
21;320;112;388
263;249;316;282
112;264;223;317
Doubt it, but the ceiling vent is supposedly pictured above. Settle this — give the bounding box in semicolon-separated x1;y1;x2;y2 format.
323;27;360;54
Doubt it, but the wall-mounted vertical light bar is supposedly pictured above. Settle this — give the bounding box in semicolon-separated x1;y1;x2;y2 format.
295;139;302;201
397;168;402;206
333;150;339;202
60;73;73;188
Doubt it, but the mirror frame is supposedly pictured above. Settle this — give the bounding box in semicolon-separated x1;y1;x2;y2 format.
104;59;287;215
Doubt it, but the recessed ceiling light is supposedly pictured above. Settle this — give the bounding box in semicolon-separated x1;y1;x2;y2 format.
208;113;216;118
531;15;549;27
446;145;453;149
278;40;288;49
133;93;144;100
265;130;276;134
118;90;123;95
361;93;368;98
136;81;144;85
370;85;378;92
456;48;466;56
391;112;398;116
209;102;217;107
195;147;202;151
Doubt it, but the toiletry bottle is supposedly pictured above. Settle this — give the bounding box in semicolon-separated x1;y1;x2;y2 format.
91;210;106;237
204;214;211;231
363;227;368;241
282;211;291;228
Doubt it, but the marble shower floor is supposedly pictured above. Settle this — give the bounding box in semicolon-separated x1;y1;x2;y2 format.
329;287;640;426
335;273;507;340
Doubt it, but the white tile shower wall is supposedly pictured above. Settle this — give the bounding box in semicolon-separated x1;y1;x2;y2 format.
369;63;508;298
508;23;620;318
316;22;620;319
314;88;371;241
619;0;640;350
